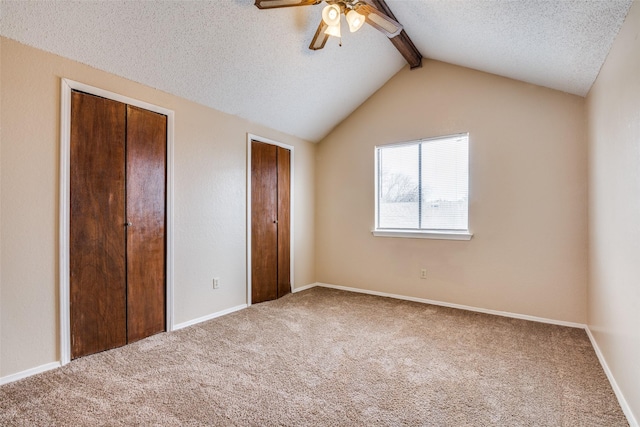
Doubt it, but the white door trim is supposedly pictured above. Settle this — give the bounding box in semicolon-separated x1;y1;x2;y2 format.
246;134;295;307
59;78;175;365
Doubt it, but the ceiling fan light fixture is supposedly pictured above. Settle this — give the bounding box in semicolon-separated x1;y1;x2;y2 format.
346;9;364;33
322;4;341;26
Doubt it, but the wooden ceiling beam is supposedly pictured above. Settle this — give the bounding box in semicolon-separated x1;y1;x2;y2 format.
369;0;423;69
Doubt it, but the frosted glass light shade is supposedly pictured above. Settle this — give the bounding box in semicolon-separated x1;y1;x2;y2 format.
322;4;341;26
324;22;341;38
346;10;364;32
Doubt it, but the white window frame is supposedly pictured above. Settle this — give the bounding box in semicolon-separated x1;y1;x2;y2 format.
373;133;473;241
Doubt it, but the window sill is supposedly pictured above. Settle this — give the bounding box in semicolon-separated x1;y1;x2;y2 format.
372;229;473;241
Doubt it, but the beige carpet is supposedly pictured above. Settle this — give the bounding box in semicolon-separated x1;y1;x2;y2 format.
0;287;628;426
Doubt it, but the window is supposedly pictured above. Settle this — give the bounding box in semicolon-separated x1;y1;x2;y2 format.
374;133;472;240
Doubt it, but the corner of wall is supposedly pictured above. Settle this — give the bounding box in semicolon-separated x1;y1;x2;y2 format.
585;1;640;424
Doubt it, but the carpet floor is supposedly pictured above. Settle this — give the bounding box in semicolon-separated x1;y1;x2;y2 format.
0;287;628;426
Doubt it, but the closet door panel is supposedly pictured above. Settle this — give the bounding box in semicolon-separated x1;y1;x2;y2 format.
251;141;278;304
126;106;167;342
70;91;127;359
276;147;291;298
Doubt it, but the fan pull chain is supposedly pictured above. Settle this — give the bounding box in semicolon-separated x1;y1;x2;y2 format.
339;37;342;47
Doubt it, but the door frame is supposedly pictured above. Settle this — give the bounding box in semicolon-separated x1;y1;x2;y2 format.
59;79;175;365
246;134;294;306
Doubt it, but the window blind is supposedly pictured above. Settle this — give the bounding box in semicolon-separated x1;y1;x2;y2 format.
377;134;469;231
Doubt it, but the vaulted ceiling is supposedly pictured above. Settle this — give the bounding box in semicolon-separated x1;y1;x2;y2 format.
0;0;633;142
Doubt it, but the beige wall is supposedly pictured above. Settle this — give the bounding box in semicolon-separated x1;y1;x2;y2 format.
0;37;316;377
316;60;588;323
587;1;640;423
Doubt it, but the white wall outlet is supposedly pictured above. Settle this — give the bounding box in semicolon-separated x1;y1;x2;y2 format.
420;269;427;279
213;277;220;289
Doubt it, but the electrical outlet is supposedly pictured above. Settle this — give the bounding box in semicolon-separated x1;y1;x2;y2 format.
213;277;220;289
420;269;427;279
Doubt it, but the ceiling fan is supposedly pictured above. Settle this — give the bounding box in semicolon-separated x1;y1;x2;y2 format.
254;0;422;69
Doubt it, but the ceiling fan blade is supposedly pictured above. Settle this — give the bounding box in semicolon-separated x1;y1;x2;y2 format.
255;0;322;9
355;3;403;38
368;0;422;68
309;20;330;50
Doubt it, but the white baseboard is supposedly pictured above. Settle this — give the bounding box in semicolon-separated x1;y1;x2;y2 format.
2;287;635;427
312;282;637;426
292;283;317;293
0;304;248;386
314;282;585;328
585;327;638;427
173;304;247;331
0;362;61;386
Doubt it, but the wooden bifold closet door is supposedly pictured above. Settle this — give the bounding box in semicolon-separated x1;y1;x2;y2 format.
251;140;291;304
70;91;166;359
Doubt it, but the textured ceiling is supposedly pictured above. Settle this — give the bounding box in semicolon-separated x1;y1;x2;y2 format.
0;0;633;142
389;0;633;97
